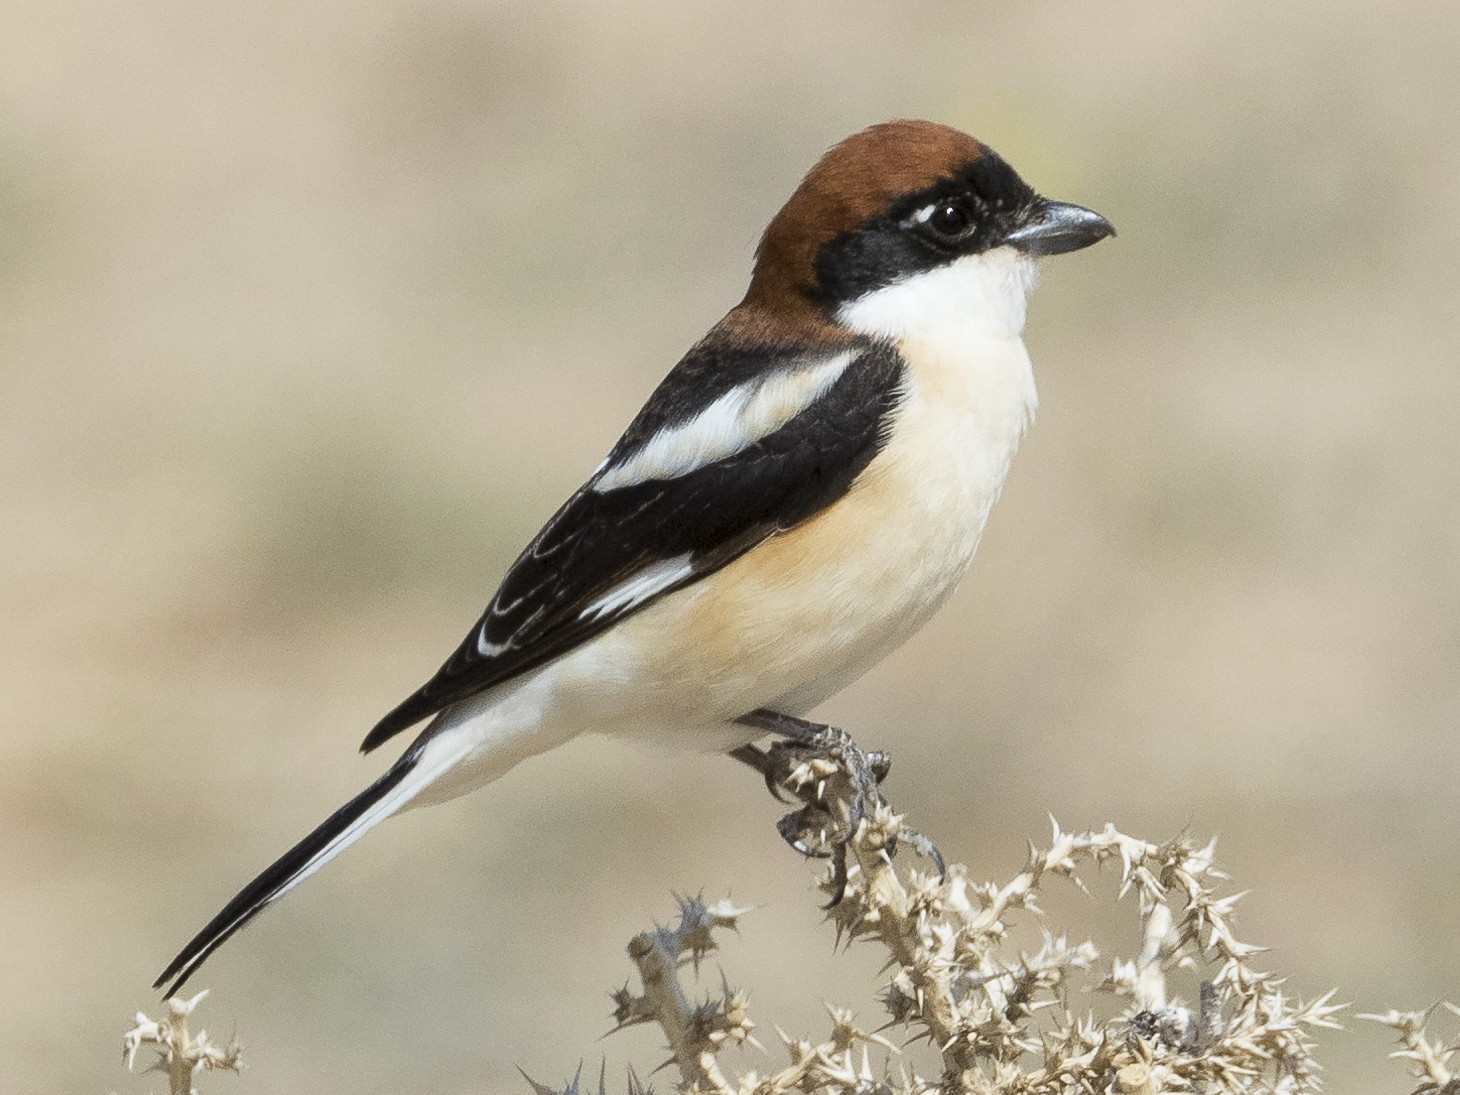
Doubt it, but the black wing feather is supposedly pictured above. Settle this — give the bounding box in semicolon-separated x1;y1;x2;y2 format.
360;339;905;752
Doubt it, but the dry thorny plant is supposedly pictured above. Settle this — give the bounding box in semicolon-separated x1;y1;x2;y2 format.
1358;1004;1460;1095
123;744;1456;1095
560;747;1372;1095
123;989;241;1095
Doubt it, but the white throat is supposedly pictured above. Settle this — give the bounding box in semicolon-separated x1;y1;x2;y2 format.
834;246;1037;342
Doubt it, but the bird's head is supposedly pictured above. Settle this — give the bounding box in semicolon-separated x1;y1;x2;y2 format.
742;119;1114;340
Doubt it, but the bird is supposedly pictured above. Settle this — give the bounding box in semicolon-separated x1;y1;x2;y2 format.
155;118;1113;996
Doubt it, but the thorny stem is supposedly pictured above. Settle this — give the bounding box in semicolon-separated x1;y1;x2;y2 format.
1134;902;1173;1012
1360;1003;1460;1094
625;927;733;1094
123;990;241;1095
844;825;971;1079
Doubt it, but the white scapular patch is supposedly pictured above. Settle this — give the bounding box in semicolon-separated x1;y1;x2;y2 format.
836;247;1038;342
580;553;695;620
594;352;855;491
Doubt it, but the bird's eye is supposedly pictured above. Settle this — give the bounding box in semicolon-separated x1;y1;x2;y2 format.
915;199;975;243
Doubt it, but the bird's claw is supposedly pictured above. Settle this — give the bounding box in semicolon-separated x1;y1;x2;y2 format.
900;826;946;877
775;811;829;858
755;727;889;880
733;715;944;903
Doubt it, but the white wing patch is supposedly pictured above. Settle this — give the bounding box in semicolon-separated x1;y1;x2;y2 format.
594;352;855;491
580;553;695;621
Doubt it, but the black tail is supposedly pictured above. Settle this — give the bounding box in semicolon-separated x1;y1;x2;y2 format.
154;753;420;997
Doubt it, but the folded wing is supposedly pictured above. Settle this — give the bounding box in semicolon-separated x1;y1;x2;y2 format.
360;337;905;752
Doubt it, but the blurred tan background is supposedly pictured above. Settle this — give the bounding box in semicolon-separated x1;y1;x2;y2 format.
2;1;1457;1091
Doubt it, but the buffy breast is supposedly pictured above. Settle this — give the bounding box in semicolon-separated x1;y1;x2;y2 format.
549;327;1037;743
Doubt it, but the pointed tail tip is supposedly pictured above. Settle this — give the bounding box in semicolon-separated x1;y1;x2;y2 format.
154;947;202;998
148;748;427;999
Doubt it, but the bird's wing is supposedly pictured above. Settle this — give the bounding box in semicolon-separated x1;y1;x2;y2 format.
359;338;905;752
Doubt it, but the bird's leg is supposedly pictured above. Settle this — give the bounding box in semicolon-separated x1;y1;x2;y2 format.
730;708;946;900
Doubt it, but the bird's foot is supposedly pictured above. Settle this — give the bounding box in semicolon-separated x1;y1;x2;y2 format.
733;712;887;846
730;712;944;904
